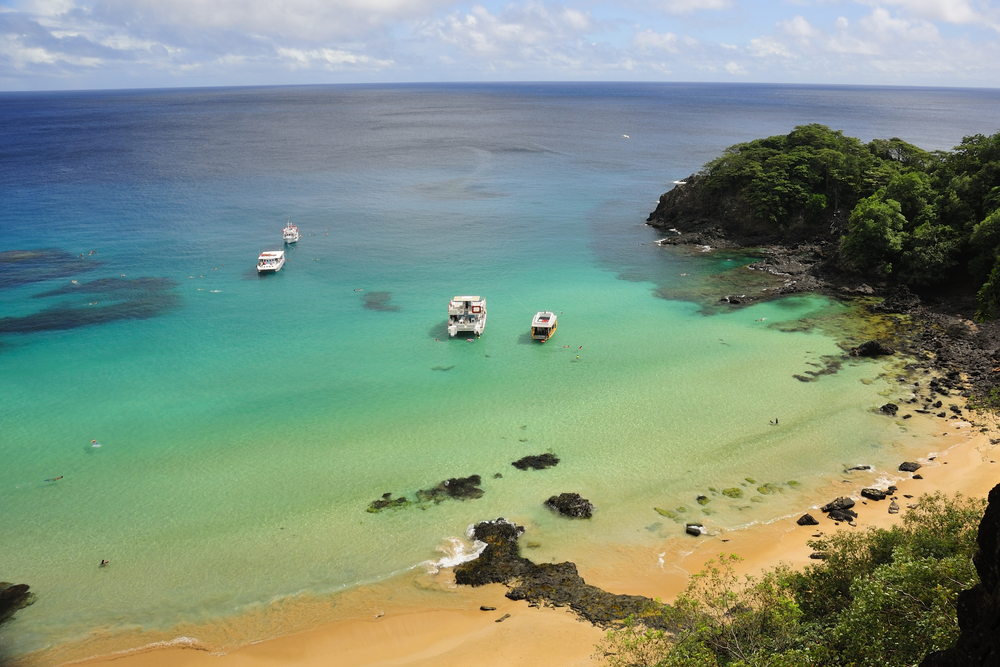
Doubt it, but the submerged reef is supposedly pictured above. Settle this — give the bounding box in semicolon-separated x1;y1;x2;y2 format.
362;291;400;312
0;249;97;290
0;277;180;334
367;474;485;512
511;453;560;470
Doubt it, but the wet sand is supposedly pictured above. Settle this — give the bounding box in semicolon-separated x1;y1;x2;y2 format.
74;417;998;667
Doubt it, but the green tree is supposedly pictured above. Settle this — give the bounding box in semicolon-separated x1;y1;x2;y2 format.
841;196;905;275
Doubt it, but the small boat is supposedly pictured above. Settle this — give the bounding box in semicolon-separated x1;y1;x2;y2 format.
531;311;557;341
283;221;300;244
257;250;285;273
447;296;487;338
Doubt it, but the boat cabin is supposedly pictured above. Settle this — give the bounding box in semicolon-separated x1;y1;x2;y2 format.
531;311;557;341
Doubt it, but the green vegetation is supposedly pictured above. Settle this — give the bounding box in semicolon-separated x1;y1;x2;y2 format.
595;491;985;667
699;125;1000;319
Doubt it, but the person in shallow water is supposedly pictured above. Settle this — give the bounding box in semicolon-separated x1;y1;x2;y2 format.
100;560;109;567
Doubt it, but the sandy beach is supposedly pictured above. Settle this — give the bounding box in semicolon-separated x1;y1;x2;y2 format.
70;414;998;667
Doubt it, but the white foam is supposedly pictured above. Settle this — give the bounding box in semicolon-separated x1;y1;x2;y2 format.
424;535;487;574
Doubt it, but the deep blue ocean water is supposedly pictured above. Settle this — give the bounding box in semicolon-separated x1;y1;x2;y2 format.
2;82;999;663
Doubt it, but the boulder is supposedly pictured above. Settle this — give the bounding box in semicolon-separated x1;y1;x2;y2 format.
851;340;895;357
0;583;31;623
899;462;922;472
861;488;887;501
888;500;900;514
828;508;859;522
685;523;705;536
797;514;820;526
545;493;594;519
821;497;856;513
879;403;899;416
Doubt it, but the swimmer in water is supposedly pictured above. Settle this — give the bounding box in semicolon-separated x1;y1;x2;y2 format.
45;476;63;482
91;440;102;447
100;559;109;567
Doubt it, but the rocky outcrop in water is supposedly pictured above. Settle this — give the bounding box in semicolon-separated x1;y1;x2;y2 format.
454;519;668;628
921;483;1000;666
417;475;484;502
0;583;32;623
512;453;560;470
545;493;593;519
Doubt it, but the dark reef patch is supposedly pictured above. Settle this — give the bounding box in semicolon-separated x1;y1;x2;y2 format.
0;293;180;334
32;276;176;299
512;453;560;470
0;249;98;290
363;291;400;312
416;475;484;502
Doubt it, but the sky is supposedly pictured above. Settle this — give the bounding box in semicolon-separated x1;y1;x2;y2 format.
1;0;999;91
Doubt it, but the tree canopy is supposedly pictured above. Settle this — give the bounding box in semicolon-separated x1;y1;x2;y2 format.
699;125;1000;319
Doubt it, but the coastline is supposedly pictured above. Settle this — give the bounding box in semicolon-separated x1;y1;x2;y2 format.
68;415;998;667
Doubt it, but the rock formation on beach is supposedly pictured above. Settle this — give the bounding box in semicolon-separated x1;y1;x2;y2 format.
454;519;666;628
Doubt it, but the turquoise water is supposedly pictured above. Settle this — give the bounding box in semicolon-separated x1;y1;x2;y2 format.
2;83;999;662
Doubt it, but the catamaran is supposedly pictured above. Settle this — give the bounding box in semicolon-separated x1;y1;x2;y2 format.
447;296;487;338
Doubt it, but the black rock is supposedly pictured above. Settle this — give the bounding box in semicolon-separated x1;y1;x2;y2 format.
454;518;668;629
847;465;872;471
880;403;899;416
685;524;705;536
852;340;895;357
480;605;497;611
821;497;856;513
545;493;594;519
828;508;859;522
899;462;922;472
416;475;485;502
512;453;560;471
810;552;830;560
0;583;31;623
861;488;887;501
797;513;820;526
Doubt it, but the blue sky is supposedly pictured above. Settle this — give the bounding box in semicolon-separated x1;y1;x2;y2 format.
1;0;999;90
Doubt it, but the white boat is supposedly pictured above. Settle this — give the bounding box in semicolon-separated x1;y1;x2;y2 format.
257;250;285;273
283;221;300;244
447;296;487;338
531;311;557;341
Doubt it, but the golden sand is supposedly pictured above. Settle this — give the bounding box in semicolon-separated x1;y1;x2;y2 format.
69;416;998;667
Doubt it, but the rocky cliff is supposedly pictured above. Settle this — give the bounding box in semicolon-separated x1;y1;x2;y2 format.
922;482;1000;666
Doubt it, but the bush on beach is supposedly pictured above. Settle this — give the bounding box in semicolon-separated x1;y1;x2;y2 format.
594;491;986;667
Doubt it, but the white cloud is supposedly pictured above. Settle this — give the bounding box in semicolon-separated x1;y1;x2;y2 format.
750;36;792;57
724;60;745;74
98;0;457;41
633;28;679;52
859;7;940;42
425;3;595;58
650;0;732;14
780;15;818;38
275;47;394;69
856;0;984;25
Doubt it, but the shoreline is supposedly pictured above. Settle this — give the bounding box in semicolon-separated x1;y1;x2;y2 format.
66;415;998;667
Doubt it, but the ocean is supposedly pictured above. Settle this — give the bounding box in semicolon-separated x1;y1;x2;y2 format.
2;82;999;664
